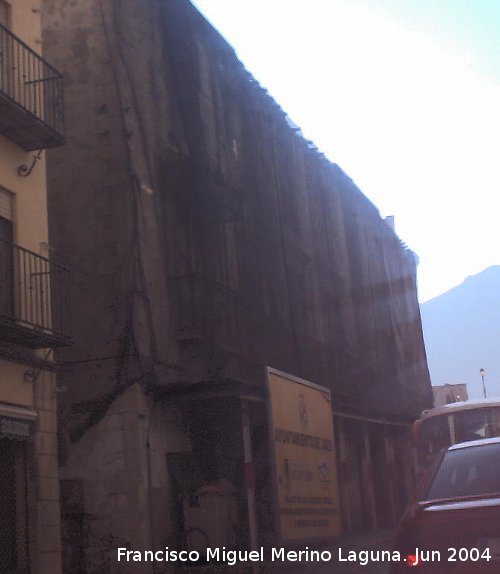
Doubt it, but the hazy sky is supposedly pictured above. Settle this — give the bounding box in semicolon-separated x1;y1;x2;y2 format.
191;0;500;303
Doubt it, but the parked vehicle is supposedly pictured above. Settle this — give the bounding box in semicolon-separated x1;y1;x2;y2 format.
412;398;500;469
390;437;500;572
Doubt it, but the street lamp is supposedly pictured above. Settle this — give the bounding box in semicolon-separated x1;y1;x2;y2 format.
479;368;487;398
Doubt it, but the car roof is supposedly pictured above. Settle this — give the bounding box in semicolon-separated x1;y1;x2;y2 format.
418;397;500;421
449;436;500;451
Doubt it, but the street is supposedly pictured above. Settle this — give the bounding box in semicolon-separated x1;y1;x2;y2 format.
268;530;395;574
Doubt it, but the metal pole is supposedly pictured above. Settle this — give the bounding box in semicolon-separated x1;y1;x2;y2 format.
241;401;258;558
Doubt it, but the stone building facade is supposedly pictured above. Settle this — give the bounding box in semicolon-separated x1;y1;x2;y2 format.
433;383;468;407
41;1;432;572
0;1;68;572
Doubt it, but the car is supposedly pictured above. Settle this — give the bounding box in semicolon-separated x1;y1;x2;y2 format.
390;437;500;572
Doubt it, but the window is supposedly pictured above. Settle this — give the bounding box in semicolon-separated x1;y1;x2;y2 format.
0;439;29;573
418;415;451;456
0;188;14;318
0;1;10;28
0;2;13;104
425;442;500;500
0;439;17;571
455;409;492;443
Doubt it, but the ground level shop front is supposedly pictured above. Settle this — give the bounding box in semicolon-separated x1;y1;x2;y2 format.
0;364;63;574
57;372;416;574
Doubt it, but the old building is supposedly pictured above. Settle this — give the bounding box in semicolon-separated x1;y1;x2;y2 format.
433;383;468;407
42;0;432;572
0;1;68;573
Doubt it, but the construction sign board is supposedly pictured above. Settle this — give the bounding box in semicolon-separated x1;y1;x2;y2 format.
266;367;341;543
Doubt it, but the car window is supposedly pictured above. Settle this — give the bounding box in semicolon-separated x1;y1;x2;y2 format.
419;415;451;455
454;408;492;443
424;442;500;500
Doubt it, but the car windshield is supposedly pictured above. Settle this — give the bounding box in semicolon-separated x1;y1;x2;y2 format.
424;442;500;501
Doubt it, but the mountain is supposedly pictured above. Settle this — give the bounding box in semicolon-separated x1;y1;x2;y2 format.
420;266;500;400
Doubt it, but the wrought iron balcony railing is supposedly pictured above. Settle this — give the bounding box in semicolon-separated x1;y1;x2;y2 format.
0;22;64;150
0;239;71;348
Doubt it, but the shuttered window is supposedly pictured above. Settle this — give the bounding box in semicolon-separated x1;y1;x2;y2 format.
0;1;10;28
0;189;14;317
0;188;13;221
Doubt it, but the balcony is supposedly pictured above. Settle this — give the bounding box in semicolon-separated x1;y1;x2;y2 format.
0;22;64;150
0;239;71;348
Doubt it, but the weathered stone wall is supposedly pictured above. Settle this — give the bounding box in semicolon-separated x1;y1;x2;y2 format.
43;0;431;423
59;384;150;574
42;0;138;446
156;0;431;416
56;383;194;574
41;0;432;568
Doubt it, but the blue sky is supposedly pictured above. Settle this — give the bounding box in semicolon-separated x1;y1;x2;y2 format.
191;0;500;303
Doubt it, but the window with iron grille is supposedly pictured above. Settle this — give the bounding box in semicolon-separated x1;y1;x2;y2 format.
0;8;65;150
0;188;71;347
